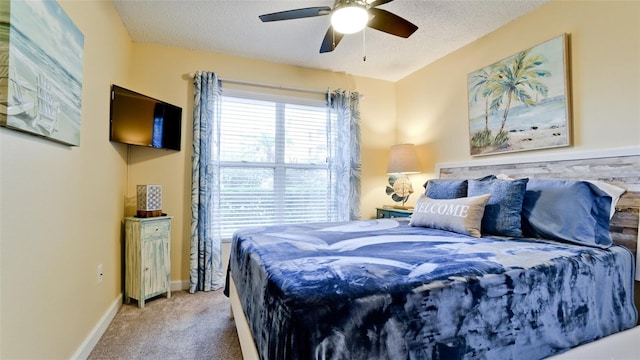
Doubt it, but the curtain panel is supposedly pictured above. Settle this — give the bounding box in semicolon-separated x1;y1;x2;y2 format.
328;90;362;221
189;71;224;293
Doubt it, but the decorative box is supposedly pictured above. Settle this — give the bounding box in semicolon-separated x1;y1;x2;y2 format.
136;184;162;217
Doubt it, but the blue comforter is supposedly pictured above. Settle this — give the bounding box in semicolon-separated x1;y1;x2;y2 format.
228;219;637;360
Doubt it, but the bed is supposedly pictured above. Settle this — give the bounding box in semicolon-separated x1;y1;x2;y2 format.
226;148;640;360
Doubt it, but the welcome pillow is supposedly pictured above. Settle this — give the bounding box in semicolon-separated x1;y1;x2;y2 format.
410;194;491;237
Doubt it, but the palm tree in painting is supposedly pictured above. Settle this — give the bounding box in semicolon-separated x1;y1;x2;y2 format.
468;65;500;133
488;49;550;139
468;65;501;148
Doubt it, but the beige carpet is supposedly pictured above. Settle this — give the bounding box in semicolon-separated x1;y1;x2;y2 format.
89;290;243;360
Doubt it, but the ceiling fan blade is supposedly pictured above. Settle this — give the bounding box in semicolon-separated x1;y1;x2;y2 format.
368;0;395;7
367;8;418;38
320;27;345;53
259;6;331;22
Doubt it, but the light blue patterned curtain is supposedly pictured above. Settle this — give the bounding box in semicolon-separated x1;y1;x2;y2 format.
189;71;224;293
328;90;362;220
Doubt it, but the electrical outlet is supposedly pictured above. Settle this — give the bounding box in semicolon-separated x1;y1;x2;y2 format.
97;264;104;284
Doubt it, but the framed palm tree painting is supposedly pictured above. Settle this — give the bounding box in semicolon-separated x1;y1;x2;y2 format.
467;34;571;156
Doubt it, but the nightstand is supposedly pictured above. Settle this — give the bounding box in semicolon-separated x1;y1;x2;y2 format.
124;216;172;308
376;207;412;219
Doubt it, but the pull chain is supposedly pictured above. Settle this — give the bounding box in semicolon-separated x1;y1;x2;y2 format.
362;28;366;62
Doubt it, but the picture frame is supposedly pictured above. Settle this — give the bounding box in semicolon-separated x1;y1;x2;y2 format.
467;34;571;156
0;0;84;146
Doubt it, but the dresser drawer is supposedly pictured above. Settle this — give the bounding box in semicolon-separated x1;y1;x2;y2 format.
142;220;170;240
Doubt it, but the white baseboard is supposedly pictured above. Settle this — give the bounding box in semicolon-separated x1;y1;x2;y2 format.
71;281;188;359
171;280;190;291
71;293;122;360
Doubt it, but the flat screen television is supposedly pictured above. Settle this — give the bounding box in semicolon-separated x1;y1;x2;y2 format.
109;85;182;151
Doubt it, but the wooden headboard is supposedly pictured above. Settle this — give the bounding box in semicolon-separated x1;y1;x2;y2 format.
436;147;640;258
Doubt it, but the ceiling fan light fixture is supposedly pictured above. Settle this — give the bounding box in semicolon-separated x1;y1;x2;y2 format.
331;3;368;34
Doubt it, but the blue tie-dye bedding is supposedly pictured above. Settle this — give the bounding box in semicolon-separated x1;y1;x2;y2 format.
228;219;637;360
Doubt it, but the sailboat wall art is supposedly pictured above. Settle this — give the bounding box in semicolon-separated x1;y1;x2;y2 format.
0;0;84;146
467;34;571;156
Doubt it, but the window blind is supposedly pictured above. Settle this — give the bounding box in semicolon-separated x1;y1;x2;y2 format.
218;95;339;239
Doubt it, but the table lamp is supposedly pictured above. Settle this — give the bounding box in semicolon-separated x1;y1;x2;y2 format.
386;143;420;209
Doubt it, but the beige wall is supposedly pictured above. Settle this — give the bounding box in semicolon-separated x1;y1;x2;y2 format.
0;1;132;358
396;0;640;192
1;3;396;357
126;44;397;283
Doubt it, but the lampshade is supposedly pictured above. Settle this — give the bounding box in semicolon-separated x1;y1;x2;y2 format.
386;144;420;174
331;2;368;34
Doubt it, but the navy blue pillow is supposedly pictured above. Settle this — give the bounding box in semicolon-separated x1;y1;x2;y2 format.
423;179;468;199
467;177;529;237
522;179;612;248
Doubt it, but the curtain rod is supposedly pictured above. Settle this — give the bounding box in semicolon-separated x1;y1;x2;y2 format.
188;72;327;96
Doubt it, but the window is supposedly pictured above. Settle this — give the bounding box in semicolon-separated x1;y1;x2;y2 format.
217;93;339;239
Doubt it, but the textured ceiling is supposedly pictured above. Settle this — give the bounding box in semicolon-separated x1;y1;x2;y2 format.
112;0;548;82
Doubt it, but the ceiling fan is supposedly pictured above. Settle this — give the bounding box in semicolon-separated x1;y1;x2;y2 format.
259;0;418;53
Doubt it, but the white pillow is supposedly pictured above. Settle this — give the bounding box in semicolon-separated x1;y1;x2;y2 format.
586;180;626;219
